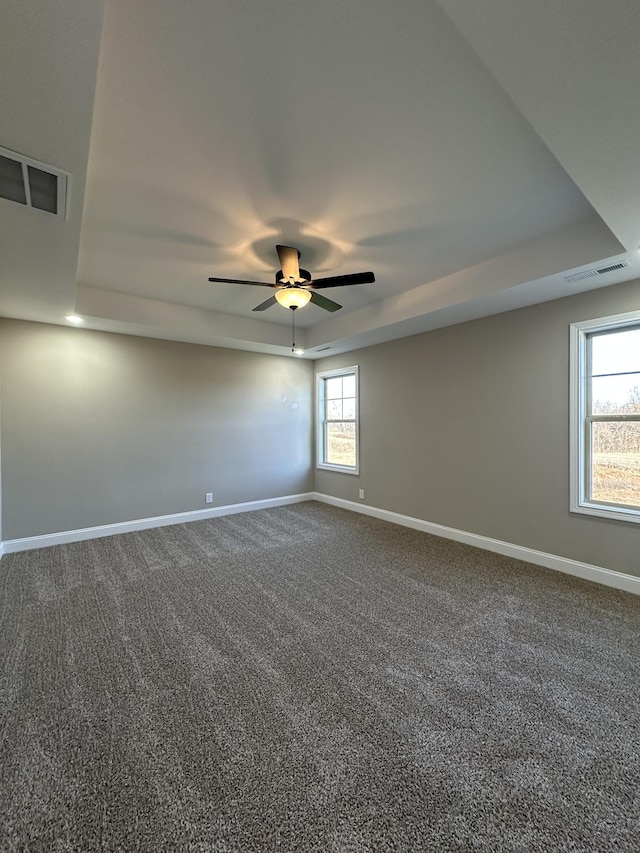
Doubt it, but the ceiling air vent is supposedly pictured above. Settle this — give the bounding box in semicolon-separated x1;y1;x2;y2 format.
596;261;629;275
0;146;68;218
564;260;629;283
315;346;333;352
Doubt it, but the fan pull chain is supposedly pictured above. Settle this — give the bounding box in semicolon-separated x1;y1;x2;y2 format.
291;308;296;352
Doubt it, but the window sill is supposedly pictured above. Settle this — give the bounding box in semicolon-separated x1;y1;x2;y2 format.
571;501;640;524
317;463;360;475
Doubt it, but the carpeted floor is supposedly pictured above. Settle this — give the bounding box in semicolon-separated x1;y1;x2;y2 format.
0;501;638;852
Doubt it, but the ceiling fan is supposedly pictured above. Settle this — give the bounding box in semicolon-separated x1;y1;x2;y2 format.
208;244;375;312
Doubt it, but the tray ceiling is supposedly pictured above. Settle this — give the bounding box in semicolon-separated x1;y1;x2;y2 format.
1;0;639;356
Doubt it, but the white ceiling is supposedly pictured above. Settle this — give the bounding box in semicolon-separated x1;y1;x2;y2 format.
1;0;639;358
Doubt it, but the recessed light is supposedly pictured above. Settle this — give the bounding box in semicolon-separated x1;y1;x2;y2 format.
65;315;83;325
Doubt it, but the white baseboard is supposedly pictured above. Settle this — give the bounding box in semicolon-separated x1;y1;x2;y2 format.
1;493;315;555
3;492;638;596
313;493;640;596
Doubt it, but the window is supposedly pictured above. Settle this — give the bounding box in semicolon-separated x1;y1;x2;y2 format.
317;366;359;473
570;311;640;522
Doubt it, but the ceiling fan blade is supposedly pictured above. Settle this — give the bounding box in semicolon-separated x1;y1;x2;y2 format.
252;295;278;311
310;291;342;312
208;277;274;287
311;271;375;288
276;245;301;281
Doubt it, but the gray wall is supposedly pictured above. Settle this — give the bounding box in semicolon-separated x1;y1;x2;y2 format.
315;279;640;578
0;386;2;543
2;280;639;576
0;320;313;540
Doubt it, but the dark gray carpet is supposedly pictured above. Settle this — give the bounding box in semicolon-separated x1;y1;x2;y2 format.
1;502;638;852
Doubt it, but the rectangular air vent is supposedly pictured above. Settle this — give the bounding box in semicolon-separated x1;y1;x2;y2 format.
315;346;333;352
0;146;68;218
596;262;629;275
564;260;629;283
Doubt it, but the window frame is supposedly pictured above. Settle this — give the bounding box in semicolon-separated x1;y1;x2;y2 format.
316;365;360;475
570;309;640;523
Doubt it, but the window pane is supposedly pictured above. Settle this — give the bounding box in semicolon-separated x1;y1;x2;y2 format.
342;375;356;397
318;367;358;473
591;328;640;376
591;421;640;508
591;374;640;414
326;399;343;420
326;422;356;467
325;377;343;399
343;397;356;419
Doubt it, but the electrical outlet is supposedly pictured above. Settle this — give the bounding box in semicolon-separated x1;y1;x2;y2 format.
205;492;213;504
359;489;365;500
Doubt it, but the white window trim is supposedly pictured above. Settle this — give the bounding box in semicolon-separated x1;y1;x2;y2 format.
316;365;360;475
570;309;640;523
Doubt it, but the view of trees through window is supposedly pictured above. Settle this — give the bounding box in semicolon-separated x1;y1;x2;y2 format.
590;327;640;508
324;374;357;468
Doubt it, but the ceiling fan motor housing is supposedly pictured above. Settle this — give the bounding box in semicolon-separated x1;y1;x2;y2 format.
276;268;312;286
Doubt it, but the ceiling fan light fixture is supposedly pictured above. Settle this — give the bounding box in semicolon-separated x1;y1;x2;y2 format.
275;287;312;309
208;244;374;314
